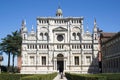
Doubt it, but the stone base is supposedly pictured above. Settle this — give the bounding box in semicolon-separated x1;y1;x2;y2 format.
20;70;56;74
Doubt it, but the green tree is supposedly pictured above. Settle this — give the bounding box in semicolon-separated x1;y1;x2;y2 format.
0;30;22;72
0;34;13;72
10;31;22;72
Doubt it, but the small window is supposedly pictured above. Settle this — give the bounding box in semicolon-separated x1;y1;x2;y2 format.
41;45;43;49
45;33;48;36
72;33;76;36
74;56;79;65
95;34;97;40
39;45;41;49
27;45;29;49
77;33;80;36
80;45;81;48
77;45;79;49
30;56;34;64
40;33;43;36
57;45;59;49
24;34;26;39
47;45;48;49
84;45;85;49
86;56;91;64
42;56;46;65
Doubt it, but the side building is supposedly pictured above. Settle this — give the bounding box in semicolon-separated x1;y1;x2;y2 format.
20;7;99;74
101;32;120;73
99;32;116;73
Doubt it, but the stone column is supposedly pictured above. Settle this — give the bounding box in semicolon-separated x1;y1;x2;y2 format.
55;60;57;70
64;60;66;70
53;59;55;70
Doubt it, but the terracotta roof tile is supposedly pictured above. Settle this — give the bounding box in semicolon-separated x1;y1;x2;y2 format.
100;32;116;43
100;32;116;38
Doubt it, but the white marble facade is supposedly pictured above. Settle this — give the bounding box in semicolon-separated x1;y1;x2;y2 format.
20;7;99;74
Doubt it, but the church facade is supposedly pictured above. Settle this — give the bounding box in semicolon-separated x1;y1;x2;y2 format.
20;7;99;74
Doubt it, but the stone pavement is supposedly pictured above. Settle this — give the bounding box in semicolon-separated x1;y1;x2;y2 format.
53;73;67;80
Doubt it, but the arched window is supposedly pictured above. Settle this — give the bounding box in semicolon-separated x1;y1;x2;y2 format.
77;33;80;36
77;32;80;40
23;34;26;39
95;34;97;40
72;32;76;40
40;33;43;40
40;33;43;36
44;32;48;40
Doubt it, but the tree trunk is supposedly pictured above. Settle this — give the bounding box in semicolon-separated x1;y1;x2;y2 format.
12;54;15;73
17;55;22;72
7;52;10;72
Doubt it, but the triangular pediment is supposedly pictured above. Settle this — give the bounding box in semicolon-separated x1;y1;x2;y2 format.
53;27;67;31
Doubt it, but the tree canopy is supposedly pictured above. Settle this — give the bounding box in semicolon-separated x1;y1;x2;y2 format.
0;30;22;72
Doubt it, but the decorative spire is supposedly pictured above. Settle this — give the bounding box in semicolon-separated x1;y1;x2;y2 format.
58;2;61;9
93;18;98;32
22;20;26;27
31;25;34;31
86;23;91;36
30;25;35;35
56;5;63;17
21;20;27;33
86;23;89;32
94;18;97;28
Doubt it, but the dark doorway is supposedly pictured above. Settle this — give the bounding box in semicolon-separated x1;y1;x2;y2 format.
57;54;64;73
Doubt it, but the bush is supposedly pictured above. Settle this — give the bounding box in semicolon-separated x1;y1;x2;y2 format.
1;65;7;72
21;73;57;80
20;76;40;80
0;73;57;80
0;74;31;80
65;73;106;80
96;73;120;80
1;65;19;73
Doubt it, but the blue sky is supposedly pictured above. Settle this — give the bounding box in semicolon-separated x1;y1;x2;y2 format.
0;0;120;66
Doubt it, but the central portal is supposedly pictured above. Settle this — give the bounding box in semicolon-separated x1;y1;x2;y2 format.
57;54;64;73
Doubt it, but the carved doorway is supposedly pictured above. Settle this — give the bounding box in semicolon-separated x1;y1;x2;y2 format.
57;54;64;73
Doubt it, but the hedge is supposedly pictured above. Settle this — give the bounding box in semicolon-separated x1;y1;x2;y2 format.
20;73;57;80
65;73;106;80
0;73;57;80
65;73;120;80
0;74;31;80
95;73;120;80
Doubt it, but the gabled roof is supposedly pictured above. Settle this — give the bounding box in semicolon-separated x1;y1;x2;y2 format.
53;27;67;31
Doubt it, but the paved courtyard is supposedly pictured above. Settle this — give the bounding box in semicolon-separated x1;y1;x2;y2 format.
53;73;67;80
